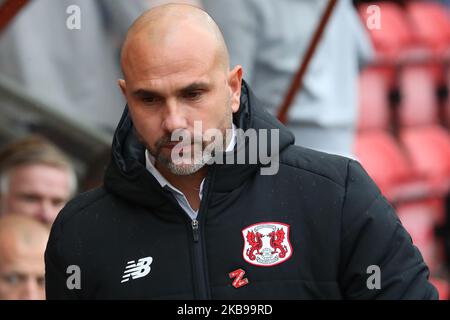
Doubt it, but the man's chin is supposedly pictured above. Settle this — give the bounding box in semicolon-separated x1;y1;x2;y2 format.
166;161;206;176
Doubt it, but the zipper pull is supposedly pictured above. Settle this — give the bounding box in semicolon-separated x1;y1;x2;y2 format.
191;219;199;242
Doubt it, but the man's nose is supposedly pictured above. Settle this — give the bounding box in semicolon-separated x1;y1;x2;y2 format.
161;98;188;133
35;201;57;225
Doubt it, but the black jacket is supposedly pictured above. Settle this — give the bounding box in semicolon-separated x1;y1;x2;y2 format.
45;82;438;299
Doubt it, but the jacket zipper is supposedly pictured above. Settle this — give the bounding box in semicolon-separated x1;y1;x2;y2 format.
191;219;199;242
187;168;215;300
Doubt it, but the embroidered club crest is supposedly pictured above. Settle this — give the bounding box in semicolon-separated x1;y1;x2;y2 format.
242;222;293;267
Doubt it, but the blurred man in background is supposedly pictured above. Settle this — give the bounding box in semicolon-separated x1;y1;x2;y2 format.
0;215;49;300
0;136;76;225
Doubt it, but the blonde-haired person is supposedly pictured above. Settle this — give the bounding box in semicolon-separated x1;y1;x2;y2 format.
0;136;76;225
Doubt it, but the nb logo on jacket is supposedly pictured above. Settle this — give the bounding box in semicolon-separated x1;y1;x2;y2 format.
121;256;153;283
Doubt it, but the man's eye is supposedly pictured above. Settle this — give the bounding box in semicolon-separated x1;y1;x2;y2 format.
1;274;23;286
37;277;45;288
184;91;203;100
20;194;40;203
52;199;65;207
141;95;164;105
142;97;157;104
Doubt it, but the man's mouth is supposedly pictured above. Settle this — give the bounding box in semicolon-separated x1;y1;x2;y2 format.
161;142;196;151
161;142;178;149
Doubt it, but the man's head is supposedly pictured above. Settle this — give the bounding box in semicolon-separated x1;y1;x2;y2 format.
0;215;49;300
119;4;242;175
0;136;77;225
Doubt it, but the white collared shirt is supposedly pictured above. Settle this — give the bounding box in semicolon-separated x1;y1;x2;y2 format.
145;124;237;220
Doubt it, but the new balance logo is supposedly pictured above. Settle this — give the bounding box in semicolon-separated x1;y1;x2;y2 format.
121;256;153;283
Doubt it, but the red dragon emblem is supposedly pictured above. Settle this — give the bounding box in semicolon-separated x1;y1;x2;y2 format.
242;222;293;267
246;231;264;261
268;228;288;258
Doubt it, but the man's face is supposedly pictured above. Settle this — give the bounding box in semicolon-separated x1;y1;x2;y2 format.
120;28;242;175
0;237;46;300
1;164;71;225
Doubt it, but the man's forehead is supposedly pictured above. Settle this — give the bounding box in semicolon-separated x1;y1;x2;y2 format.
125;47;222;93
0;255;45;273
9;165;70;193
10;164;68;180
130;53;211;75
128;62;213;87
124;35;218;78
0;236;46;266
121;12;228;81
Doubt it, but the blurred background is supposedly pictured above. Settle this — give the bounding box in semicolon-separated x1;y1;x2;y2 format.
0;0;448;299
353;0;450;300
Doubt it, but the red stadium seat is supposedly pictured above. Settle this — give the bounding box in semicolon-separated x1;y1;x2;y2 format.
397;64;450;195
398;65;439;127
358;2;417;61
406;1;450;55
397;200;446;275
355;133;410;188
355;67;432;202
357;68;390;131
400;126;450;194
355;132;430;202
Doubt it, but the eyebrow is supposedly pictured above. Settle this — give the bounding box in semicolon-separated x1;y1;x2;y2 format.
132;81;211;98
132;88;162;99
178;82;211;95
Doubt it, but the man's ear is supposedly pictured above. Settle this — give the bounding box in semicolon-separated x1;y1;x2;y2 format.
228;65;243;113
118;79;127;98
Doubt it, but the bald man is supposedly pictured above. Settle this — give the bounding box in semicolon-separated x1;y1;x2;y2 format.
46;4;437;299
0;215;49;300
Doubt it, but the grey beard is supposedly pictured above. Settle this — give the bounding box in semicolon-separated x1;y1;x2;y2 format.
165;158;206;175
146;97;233;176
153;142;215;176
